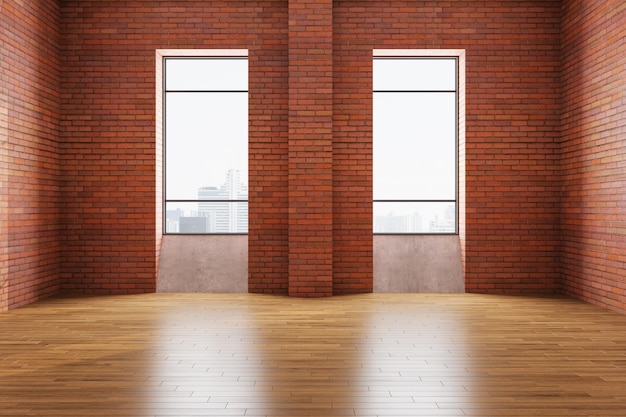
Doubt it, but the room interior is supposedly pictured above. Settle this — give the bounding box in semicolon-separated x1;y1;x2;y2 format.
1;0;625;415
1;0;624;313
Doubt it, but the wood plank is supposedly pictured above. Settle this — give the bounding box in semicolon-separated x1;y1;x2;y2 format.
1;293;626;416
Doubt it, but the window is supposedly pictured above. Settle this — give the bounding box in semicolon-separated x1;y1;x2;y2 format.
161;51;248;234
373;51;460;234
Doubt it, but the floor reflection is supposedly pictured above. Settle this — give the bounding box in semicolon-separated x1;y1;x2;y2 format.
152;293;473;416
249;295;373;416
2;293;626;416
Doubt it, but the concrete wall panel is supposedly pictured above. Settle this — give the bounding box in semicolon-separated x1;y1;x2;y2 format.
374;235;464;293
158;236;247;293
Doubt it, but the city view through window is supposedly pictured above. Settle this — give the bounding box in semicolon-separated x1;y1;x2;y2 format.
163;55;248;234
374;202;456;234
373;55;459;234
166;169;248;234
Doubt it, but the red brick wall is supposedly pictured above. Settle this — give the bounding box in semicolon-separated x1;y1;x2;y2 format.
288;0;334;296
60;1;155;294
56;0;563;297
561;0;626;313
0;47;7;311
0;0;569;306
60;1;290;294
247;4;289;294
334;1;562;294
331;7;373;295
0;0;62;310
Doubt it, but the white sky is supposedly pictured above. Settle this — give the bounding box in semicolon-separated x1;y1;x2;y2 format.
165;58;248;200
373;58;457;201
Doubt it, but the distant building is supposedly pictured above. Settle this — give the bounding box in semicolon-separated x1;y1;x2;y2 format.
374;213;410;233
196;169;248;233
179;216;211;233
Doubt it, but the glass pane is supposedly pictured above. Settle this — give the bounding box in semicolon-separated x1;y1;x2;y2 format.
373;58;456;91
166;92;248;200
166;202;248;234
166;58;248;91
373;92;456;200
374;202;456;234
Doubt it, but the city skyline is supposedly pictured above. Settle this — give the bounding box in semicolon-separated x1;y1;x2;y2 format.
166;168;248;233
167;169;455;234
374;203;456;233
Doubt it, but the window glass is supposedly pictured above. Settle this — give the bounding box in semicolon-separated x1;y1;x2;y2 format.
165;58;248;91
165;201;248;234
165;92;248;201
374;202;456;234
373;56;458;234
373;92;456;201
373;58;456;91
164;55;248;234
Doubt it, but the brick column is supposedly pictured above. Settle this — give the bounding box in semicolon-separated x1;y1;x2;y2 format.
288;0;333;296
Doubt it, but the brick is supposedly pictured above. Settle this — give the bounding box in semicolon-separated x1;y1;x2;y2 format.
3;0;626;311
1;0;62;310
560;0;626;314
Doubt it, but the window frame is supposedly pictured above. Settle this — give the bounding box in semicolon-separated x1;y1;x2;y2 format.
373;49;464;235
156;49;249;235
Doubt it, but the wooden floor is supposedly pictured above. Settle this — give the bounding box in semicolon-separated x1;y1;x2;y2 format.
1;293;626;416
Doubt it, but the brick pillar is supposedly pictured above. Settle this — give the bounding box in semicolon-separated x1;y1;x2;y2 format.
288;0;333;296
